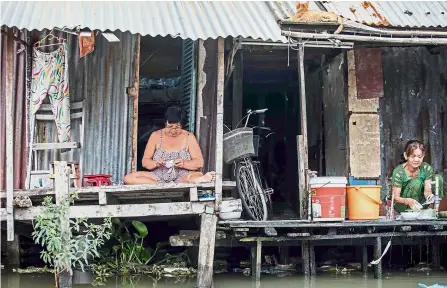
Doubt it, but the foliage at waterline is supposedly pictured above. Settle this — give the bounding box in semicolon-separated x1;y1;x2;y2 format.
32;194;112;286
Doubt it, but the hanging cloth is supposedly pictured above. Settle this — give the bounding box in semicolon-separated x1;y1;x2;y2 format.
78;32;95;58
30;42;71;143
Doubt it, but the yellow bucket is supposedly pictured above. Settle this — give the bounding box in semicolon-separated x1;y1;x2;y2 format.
346;186;382;220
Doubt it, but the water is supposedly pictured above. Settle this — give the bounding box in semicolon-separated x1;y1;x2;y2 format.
2;270;447;288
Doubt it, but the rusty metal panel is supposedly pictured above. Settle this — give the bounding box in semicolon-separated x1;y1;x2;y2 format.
321;1;447;28
380;47;447;196
0;27;28;191
354;47;384;99
270;1;447;28
30;30;138;184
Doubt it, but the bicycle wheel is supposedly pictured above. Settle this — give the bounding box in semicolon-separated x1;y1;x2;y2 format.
235;158;268;221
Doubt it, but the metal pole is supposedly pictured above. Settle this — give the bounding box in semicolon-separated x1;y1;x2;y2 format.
282;31;447;45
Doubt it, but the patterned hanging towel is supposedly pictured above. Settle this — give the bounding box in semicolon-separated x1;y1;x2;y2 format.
31;43;71;143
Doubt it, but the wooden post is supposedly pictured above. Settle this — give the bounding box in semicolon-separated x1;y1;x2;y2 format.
6;29;15;242
196;39;206;138
214;37;224;212
54;161;73;288
374;237;382;279
279;247;289;264
130;34;141;172
197;212;217;288
301;240;310;277
432;237;441;270
309;242;316;276
297;43;309;220
6;233;20;267
362;245;368;274
250;240;262;280
232;50;243;130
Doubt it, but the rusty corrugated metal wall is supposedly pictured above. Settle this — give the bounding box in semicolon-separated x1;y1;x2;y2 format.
24;30;138;185
380;47;447;193
0;27;29;190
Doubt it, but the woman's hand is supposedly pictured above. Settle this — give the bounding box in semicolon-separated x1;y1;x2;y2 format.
405;198;421;210
174;159;185;168
424;193;435;204
155;159;165;168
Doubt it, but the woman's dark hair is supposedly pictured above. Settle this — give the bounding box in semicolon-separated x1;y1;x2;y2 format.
164;105;184;125
399;139;426;164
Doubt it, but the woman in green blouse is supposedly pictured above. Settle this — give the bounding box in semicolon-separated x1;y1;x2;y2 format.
391;140;444;213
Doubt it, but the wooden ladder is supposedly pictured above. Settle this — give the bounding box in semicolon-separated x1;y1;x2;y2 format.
26;101;85;189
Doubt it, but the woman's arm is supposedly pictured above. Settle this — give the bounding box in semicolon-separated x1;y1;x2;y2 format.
175;133;204;171
142;131;162;171
392;186;408;205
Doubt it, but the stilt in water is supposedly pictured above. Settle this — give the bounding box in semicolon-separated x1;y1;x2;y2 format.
374;237;382;279
197;212;217;288
6;233;20;267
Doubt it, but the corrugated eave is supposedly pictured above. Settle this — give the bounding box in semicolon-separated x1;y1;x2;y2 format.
269;1;447;28
1;1;287;43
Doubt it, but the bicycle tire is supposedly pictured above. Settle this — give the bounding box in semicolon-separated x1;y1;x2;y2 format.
235;159;268;221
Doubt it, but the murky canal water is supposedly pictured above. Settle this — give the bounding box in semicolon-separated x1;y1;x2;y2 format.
2;270;446;288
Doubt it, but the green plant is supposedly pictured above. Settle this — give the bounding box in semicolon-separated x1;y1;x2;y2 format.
32;194;112;287
110;218;154;265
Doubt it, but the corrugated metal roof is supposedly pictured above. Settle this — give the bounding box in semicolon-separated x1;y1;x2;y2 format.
271;1;447;28
320;1;447;28
1;1;287;42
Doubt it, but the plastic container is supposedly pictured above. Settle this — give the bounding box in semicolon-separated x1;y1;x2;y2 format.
310;177;347;221
223;127;255;164
346;186;382;220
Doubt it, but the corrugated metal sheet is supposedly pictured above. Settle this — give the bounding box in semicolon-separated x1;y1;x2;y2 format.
321;1;447;28
32;30;137;184
0;28;28;190
269;1;447;28
266;1;322;21
380;46;447;196
1;1;286;42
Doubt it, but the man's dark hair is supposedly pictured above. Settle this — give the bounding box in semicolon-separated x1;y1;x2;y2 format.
164;105;184;124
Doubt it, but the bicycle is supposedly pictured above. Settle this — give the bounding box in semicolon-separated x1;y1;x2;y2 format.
223;109;274;221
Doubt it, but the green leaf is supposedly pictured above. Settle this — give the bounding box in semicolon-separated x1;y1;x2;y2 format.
131;221;148;238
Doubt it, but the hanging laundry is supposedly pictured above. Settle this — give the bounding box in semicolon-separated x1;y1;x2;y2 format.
78;32;95;58
31;42;71;143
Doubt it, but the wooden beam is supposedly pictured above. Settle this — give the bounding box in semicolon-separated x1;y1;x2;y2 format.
32;142;80;150
6;29;15;241
189;187;198;202
232;50;243;130
3;201;234;221
195;39;206;138
197;213;218;288
297;136;307;219
214;37;225;212
0;181;236;199
297;43;309;220
237;231;447;241
54;161;73;288
219;219;447;228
